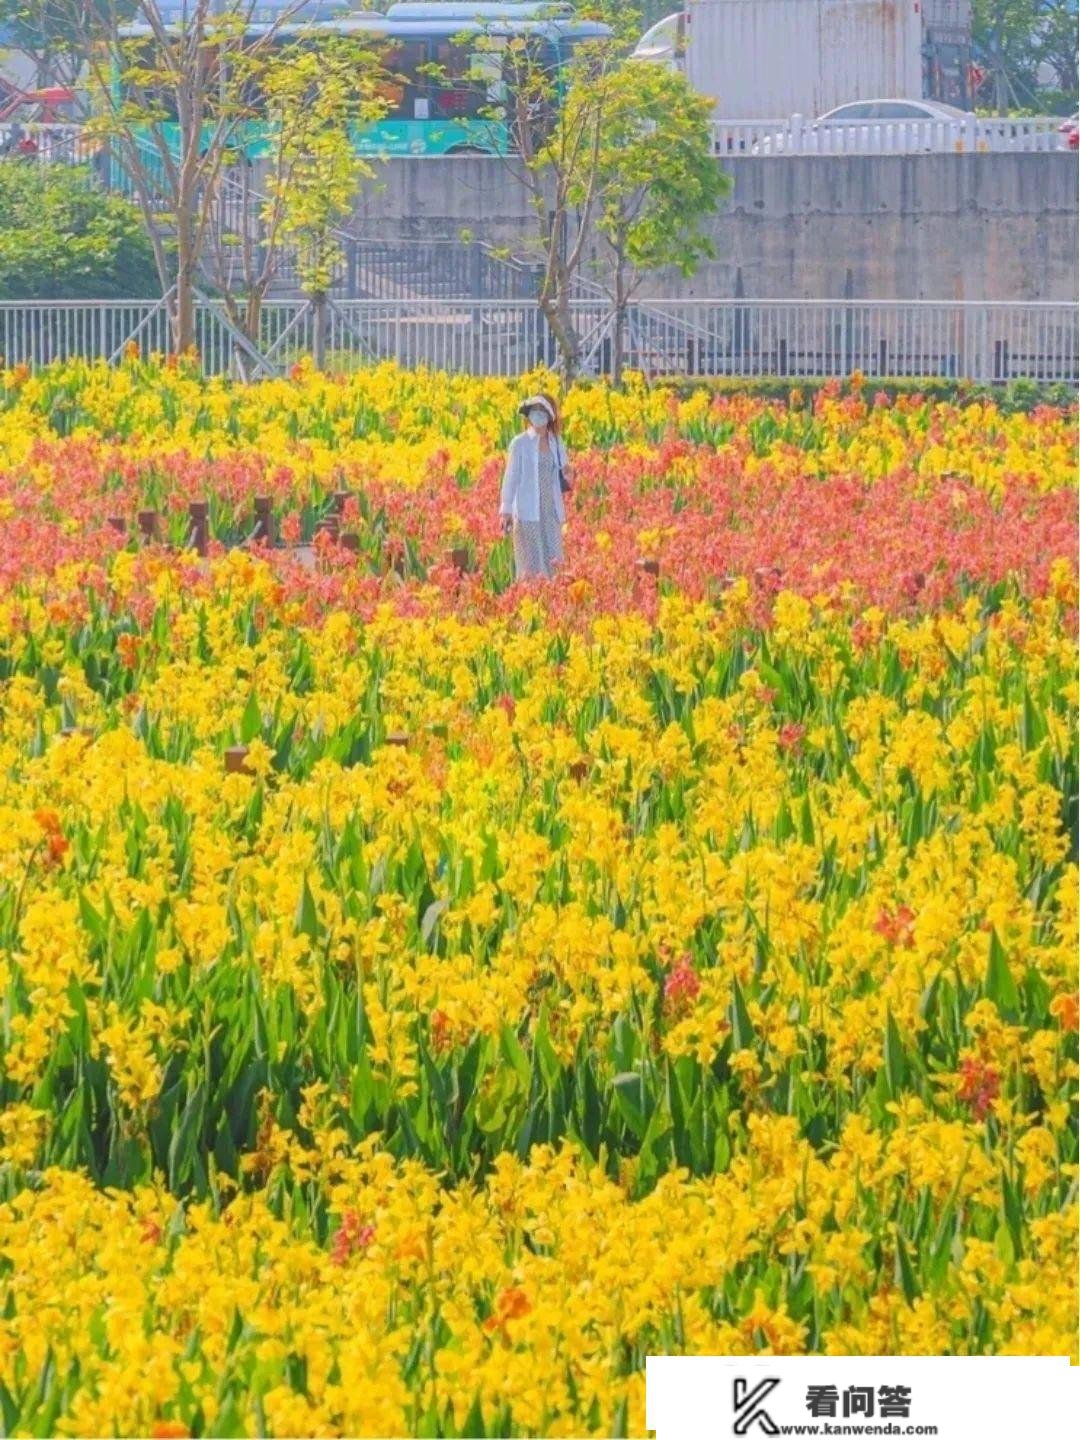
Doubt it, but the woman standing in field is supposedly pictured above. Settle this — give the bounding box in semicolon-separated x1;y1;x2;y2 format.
499;392;572;581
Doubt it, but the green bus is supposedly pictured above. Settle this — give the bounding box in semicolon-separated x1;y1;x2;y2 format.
115;1;613;159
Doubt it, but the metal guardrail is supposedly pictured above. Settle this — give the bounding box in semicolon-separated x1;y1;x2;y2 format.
0;298;1076;383
710;115;1069;156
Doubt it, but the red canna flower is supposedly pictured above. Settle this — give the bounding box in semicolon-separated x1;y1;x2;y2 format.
874;906;916;948
778;722;805;753
1049;993;1078;1032
117;633;139;670
330;1210;375;1265
957;1057;1000;1120
663;954;701;1014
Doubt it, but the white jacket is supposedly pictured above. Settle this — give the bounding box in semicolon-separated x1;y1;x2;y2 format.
499;429;569;525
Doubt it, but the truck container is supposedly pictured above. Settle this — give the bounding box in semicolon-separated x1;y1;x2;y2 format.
650;0;971;120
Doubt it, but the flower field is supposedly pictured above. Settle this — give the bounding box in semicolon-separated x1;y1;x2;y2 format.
0;360;1076;1438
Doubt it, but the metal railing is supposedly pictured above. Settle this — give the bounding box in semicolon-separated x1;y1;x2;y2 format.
0;298;1075;383
627;299;1078;383
0;122;97;164
7;115;1068;169
710;114;1069;156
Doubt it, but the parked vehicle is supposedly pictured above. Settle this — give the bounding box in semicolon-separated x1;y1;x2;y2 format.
1058;115;1078;151
632;0;973;121
754;98;973;154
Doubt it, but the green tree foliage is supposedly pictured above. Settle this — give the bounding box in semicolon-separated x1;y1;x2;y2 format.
972;0;1078;112
565;60;729;382
260;39;386;305
0;161;157;297
461;3;725;380
255;38;388;366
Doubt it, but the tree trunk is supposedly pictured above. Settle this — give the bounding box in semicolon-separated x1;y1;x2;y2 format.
172;210;198;357
245;293;264;353
539;287;579;382
312;292;328;371
993;26;1009;118
612;240;629;388
172;83;200;358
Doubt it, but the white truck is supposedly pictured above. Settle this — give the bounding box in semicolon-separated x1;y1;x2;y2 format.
634;0;973;122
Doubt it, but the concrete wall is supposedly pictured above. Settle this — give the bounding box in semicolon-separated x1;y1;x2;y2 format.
351;152;1079;302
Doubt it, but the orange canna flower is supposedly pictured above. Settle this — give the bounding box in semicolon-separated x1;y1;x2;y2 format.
1049;993;1078;1033
484;1286;532;1338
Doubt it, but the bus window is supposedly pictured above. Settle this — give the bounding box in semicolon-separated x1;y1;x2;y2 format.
380;39;430;119
428;39;500;119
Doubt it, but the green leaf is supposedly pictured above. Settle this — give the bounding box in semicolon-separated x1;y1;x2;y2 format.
240;690;262;743
0;1379;18;1434
730;978;754;1050
798;793;814;845
884;1009;906;1097
168;1080;207;1191
295;874;319;943
895;1233;920;1304
420;898;448;948
460;1392;486;1438
499;1026;530;1091
611;1071;646;1138
1000;1169;1025;1258
984;929;1020;1017
78;891;106;944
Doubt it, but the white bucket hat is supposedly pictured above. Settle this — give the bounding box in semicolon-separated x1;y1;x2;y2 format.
519;394;556;422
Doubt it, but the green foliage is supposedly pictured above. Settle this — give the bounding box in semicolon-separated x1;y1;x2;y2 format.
971;0;1078;111
259;38;389;300
0;162;158;299
650;374;1078;414
568;59;729;280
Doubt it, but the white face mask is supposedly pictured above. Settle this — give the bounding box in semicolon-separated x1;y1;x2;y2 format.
528;407;550;429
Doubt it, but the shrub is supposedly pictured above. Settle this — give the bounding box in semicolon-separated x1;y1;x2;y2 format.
0;161;159;299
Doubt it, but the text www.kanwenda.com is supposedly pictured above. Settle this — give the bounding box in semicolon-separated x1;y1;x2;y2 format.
774;1426;939;1436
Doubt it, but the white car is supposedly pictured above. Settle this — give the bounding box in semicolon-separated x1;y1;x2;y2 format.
754;99;974;155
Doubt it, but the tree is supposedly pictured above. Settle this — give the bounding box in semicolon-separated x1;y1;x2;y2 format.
971;0;1078;113
462;3;649;378
0;159;157;297
205;34;388;368
0;0;105;91
567;60;728;384
1035;0;1078;100
487;27;622;378
460;2;724;380
36;0;367;354
257;39;387;368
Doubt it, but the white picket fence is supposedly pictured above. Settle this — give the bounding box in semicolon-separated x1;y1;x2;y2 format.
0;297;1076;383
710;115;1069;156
